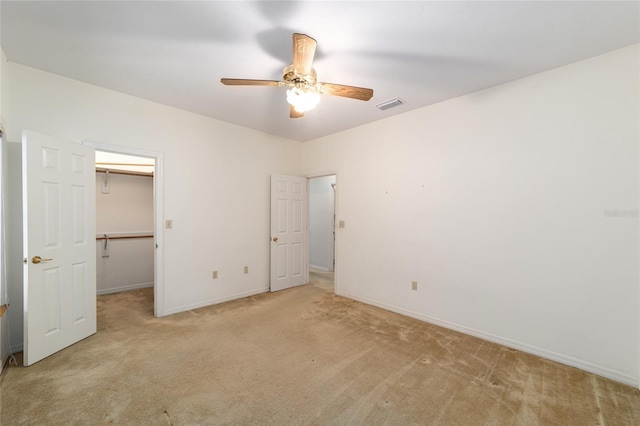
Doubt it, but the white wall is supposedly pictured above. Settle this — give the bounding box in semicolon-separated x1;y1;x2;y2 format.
302;44;640;386
309;175;335;271
96;172;153;233
96;172;154;294
3;62;301;348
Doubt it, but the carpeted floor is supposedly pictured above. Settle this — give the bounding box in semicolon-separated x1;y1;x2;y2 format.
1;277;639;425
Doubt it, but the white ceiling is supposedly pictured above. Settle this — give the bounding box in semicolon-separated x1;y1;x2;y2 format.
1;1;639;142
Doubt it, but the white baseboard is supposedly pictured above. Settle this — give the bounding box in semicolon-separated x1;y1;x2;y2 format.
9;342;23;355
160;287;269;317
97;282;153;296
309;265;329;272
336;290;639;388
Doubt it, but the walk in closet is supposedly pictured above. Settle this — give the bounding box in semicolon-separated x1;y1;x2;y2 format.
95;152;154;296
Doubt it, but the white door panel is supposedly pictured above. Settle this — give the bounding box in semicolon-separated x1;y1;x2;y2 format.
270;174;307;292
23;130;96;366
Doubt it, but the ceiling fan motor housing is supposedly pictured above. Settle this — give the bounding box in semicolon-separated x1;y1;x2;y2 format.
283;65;317;89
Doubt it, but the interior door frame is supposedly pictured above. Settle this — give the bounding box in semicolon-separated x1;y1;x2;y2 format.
306;171;338;294
83;141;165;317
0;132;4;372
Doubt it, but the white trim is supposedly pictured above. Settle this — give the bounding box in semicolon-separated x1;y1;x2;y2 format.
82;141;165;317
97;282;153;296
336;290;639;388
309;265;329;272
306;171;339;179
161;287;269;316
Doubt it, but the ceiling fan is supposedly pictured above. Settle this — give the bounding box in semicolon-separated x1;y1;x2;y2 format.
221;33;374;118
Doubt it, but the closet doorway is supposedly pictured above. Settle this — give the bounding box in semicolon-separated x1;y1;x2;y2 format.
95;151;156;315
84;141;164;317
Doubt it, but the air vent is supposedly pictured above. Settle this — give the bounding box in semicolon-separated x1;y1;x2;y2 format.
376;97;405;111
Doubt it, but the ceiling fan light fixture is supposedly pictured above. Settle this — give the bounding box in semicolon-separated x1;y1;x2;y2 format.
286;86;321;113
221;33;373;118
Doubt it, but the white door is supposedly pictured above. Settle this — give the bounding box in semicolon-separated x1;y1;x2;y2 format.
23;130;96;366
270;174;308;291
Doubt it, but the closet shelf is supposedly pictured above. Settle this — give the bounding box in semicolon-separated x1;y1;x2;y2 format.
96;233;154;240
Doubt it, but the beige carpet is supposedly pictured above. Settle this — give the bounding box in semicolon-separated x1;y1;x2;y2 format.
1;280;639;425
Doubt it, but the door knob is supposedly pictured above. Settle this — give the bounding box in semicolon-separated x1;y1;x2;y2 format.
272;237;278;242
32;256;53;264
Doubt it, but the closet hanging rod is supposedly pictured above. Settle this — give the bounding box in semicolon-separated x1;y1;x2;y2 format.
95;167;153;177
96;234;154;241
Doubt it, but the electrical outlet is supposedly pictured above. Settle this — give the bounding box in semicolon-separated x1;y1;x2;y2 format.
339;220;345;228
411;281;418;291
212;271;218;279
165;219;173;229
244;266;249;274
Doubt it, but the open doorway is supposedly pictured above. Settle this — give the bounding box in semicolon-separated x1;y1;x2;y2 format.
84;141;164;318
308;175;336;292
95;151;155;316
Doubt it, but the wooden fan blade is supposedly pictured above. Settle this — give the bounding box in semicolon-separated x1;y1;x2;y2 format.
220;78;281;87
319;83;374;101
290;105;304;118
292;33;317;75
